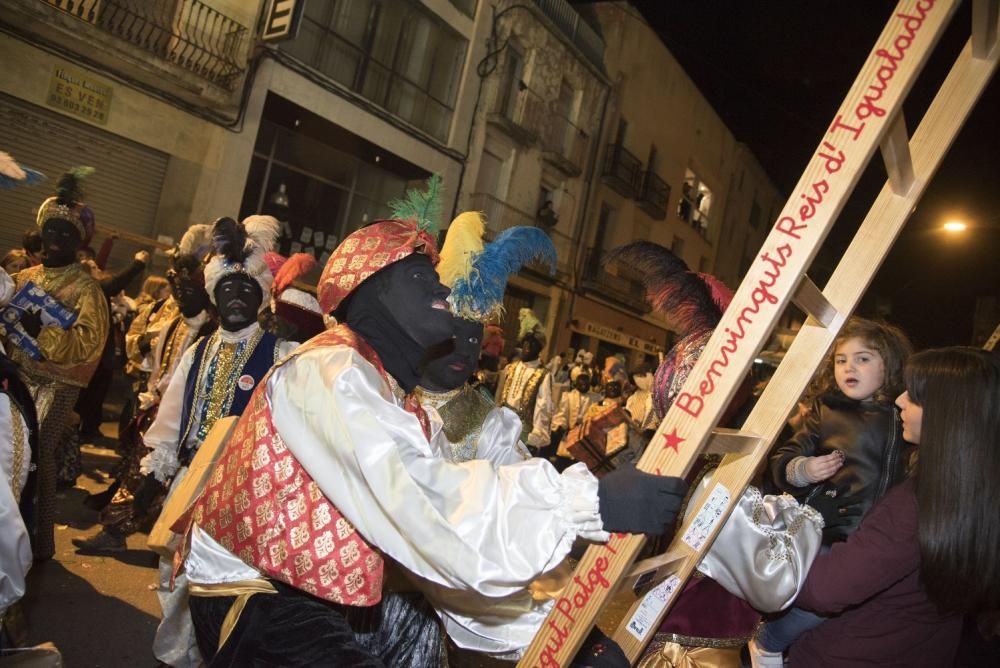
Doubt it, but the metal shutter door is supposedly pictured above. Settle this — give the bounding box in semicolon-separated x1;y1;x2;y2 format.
0;93;169;275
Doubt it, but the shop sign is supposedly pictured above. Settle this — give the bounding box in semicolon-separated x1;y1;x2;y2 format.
261;0;306;42
46;65;112;125
577;319;661;355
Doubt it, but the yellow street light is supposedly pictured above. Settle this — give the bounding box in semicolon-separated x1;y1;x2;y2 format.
942;220;967;233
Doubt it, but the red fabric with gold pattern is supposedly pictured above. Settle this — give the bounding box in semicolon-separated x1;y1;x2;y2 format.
317;219;440;315
189;324;432;605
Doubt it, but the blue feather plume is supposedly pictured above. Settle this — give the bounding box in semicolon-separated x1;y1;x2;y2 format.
450;226;556;320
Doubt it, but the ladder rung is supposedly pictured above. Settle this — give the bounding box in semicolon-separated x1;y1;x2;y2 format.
792;276;838;327
972;0;999;58
705;428;765;457
625;550;687;595
881;112;915;195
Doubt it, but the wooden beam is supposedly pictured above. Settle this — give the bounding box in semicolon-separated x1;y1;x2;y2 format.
792;276;838;327
972;0;999;58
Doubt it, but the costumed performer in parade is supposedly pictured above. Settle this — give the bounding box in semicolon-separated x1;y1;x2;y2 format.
76;222;216;549
0;270;37;646
496;307;553;451
604;241;822;668
180;206;688;666
1;167;109;560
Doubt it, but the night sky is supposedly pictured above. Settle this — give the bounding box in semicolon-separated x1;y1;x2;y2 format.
592;1;1000;347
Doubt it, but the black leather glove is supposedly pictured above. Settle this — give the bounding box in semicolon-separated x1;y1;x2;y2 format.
132;473;166;517
598;466;688;535
570;626;629;667
806;484;863;537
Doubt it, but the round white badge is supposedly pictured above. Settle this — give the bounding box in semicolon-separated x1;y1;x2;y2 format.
237;374;255;391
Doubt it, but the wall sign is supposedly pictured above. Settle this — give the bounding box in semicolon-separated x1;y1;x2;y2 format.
46;65;112;125
574;319;662;355
261;0;306;42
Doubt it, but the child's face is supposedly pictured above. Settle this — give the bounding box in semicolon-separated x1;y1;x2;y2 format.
834;336;885;401
895;390;923;443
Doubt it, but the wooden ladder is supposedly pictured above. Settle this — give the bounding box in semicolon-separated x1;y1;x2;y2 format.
519;1;1000;665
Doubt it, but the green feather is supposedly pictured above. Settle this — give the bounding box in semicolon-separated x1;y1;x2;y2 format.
388;174;443;234
55;166;95;205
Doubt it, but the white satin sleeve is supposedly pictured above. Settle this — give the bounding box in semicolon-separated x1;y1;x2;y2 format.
526;372;553;448
0;397;31;616
140;345;197;483
269;346;608;598
475;406;532;466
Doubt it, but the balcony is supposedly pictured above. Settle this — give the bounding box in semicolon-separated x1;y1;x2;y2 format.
531;0;605;72
44;0;250;90
488;82;547;146
677;195;711;240
542;113;587;177
637;171;669;220
580;247;651;314
602;144;642;198
467;192;572;279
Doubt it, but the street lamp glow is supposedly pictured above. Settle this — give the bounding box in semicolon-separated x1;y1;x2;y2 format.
942;221;967;233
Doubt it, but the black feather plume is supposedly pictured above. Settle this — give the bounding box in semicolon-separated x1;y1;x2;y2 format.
55;166;95;205
211;216;248;263
604;241;722;336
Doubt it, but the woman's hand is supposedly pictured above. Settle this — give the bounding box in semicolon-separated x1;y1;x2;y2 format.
804;451;845;482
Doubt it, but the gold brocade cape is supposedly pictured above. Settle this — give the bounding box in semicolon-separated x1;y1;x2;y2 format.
499;361;547;444
7;263;109;387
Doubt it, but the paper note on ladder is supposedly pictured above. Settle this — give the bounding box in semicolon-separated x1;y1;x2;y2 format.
681;483;730;551
625;574;681;640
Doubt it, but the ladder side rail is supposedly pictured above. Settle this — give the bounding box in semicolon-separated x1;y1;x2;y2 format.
518;2;961;664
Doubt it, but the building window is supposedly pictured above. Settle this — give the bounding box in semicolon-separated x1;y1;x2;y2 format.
282;0;468;142
497;44;525;121
677;168;712;239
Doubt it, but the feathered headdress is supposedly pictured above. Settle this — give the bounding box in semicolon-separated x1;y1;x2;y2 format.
203;215;280;310
603;241;723;338
444;219;556;323
518;307;544;341
606;242;739;421
36;166;96;243
0;151;45;189
388;174;443;233
168;223;214;284
270;252;323;338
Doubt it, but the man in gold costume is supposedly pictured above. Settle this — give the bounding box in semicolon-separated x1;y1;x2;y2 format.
2;168;109;560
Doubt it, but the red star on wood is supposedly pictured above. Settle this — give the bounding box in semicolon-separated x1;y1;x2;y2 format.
662;428;685;453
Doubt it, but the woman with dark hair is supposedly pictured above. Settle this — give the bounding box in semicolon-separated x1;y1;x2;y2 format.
784;347;1000;667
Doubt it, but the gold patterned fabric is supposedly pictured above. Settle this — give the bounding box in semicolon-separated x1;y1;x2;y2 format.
638;639;742;668
7;263;109;388
125;297;180;376
416;385;494;463
499;361;546;443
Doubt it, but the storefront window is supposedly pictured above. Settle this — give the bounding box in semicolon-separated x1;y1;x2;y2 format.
280;0;468;142
240;113;423;275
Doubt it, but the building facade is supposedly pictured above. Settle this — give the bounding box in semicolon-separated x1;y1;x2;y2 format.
557;2;785;370
1;0;488;280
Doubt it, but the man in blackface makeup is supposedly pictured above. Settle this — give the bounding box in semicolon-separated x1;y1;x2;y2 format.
2;168;109;560
181;218;688;666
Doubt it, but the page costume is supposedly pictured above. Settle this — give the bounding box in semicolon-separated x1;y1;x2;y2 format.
182;217;608;664
3;169;109;559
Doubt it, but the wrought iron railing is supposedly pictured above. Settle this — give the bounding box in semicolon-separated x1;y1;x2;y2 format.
581;246;650;313
602;144;642;198
45;0;249;90
637;170;669;220
468;192;573;277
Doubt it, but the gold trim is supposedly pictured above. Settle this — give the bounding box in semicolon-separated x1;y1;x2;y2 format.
9;407;26;503
189;579;278;652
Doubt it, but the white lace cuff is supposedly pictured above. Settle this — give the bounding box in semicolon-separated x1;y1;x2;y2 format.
557;463;609;542
139;445;180;483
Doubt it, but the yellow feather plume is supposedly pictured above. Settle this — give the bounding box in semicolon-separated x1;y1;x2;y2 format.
438;211;486;289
